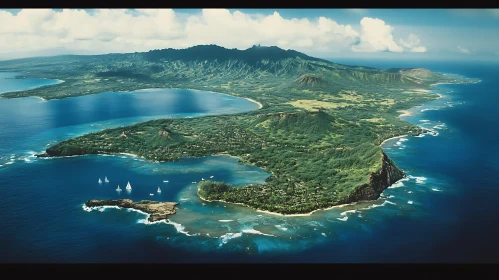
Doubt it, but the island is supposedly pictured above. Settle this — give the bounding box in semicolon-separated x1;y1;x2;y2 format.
85;199;178;222
0;44;470;215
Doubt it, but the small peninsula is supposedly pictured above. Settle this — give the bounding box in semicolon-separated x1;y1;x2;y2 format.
85;199;178;222
0;45;469;215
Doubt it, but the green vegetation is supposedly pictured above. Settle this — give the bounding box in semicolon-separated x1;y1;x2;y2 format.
44;109;426;214
198;181;231;199
0;44;467;214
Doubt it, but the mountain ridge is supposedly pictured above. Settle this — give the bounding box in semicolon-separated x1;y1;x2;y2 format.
0;44;448;101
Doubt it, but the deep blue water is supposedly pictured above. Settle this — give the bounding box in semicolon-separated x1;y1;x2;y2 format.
0;60;498;262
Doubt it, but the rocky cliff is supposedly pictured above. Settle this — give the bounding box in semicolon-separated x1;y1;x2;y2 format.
85;199;178;222
340;152;405;204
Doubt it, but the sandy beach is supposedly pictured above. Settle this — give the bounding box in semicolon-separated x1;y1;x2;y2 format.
381;88;445;146
119;153;139;157
379;134;409;146
398;110;412;117
244;97;263;109
255;203;354;217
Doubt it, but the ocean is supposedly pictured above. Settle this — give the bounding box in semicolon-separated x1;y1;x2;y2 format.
0;59;498;262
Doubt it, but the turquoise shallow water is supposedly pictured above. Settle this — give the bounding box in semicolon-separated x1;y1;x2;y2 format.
0;71;63;94
1;60;498;262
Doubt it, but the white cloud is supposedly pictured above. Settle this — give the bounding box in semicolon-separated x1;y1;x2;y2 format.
0;9;428;58
458;46;470;54
399;33;427;53
351;17;404;52
410;46;427;53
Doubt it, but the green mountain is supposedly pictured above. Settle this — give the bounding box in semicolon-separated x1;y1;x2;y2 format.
0;44;445;101
0;44;465;214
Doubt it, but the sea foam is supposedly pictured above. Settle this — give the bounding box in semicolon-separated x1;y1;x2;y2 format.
82;204;199;236
242;229;275;237
408;175;427;184
336;209;357;222
275;225;288;231
361;200;396;211
82;204;121;212
340;210;357;216
389;177;410;188
163;220;201;237
219;232;243;246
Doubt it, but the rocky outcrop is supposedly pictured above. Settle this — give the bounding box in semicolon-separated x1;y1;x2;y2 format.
295;74;323;86
158;129;172;139
36;152;51;158
85;199;178;222
340;152;405;204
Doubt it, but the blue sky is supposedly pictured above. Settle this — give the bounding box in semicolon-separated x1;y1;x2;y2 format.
0;9;498;61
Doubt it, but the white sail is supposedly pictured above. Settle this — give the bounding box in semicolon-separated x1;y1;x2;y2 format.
126;181;132;190
150;193;154;196
116;185;121;191
98;178;102;184
157;187;161;193
163;180;169;183
210;176;214;178
105;176;109;183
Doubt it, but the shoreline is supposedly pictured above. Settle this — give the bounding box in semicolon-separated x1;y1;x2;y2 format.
398;110;412;118
118;152;139;158
197;189;357;217
379;134;409;147
213;153;241;160
243;97;263;109
119;86;264;110
379;84;448;147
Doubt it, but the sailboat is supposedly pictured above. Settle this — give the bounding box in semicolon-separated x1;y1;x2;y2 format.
104;176;109;183
98;178;102;184
116;185;122;192
163;180;169;183
126;181;132;191
149;193;154;196
210;176;214;179
157;186;161;193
